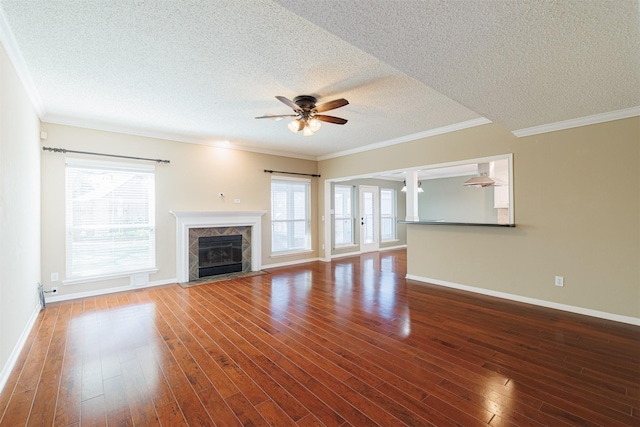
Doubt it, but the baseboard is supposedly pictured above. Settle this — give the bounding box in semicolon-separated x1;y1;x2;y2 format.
331;251;361;259
406;274;640;326
380;244;407;251
263;257;320;269
330;245;406;260
0;303;41;395
45;278;177;303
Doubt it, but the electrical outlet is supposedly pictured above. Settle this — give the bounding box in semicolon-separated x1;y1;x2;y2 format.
234;199;240;204
555;276;564;287
51;272;59;282
51;287;58;294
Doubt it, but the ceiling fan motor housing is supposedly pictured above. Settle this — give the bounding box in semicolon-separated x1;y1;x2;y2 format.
293;95;317;110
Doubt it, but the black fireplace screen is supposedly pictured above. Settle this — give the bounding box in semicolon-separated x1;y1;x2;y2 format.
198;234;242;277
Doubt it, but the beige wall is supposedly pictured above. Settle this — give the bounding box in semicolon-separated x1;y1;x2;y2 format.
319;119;640;319
40;123;318;298
0;43;41;380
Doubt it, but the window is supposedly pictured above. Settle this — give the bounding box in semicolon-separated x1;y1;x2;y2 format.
65;158;156;279
380;188;396;241
271;177;311;253
334;185;354;246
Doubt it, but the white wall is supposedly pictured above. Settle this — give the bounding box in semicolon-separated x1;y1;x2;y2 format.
0;42;41;388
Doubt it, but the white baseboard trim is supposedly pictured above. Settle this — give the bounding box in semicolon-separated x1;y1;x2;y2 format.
380;244;407;251
45;278;178;303
330;245;406;260
0;304;41;395
331;251;361;259
406;274;640;326
263;257;320;269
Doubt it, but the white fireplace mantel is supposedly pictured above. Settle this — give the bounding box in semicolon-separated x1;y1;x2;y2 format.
170;210;267;283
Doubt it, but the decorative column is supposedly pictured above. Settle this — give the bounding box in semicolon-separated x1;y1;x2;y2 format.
405;170;420;221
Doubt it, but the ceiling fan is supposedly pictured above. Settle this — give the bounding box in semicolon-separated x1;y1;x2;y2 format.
255;95;349;136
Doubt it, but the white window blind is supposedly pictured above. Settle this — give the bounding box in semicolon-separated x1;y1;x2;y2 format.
380;188;396;241
65;158;156;279
334;185;354;246
271;178;310;253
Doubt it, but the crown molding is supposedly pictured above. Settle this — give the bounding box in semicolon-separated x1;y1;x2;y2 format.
0;8;45;117
512;106;640;138
317;117;492;161
41;115;319;161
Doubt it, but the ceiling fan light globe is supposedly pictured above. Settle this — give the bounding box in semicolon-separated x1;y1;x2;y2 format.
308;118;322;132
288;120;301;133
302;125;315;136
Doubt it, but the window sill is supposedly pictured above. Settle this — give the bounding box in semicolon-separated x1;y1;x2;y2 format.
381;239;400;243
63;268;158;286
270;249;313;259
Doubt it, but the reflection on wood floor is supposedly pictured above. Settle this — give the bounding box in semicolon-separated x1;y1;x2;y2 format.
1;249;638;426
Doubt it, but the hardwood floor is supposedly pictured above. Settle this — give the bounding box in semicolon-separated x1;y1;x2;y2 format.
1;249;638;426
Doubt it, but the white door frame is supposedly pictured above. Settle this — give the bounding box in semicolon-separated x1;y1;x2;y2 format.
359;185;379;253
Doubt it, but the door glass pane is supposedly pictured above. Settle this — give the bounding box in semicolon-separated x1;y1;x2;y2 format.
363;191;375;244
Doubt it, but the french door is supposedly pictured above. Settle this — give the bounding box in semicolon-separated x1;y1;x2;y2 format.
359;185;379;253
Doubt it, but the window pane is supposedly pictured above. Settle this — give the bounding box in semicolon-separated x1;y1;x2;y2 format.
381;188;396;241
335;219;353;246
271;179;311;253
66;161;155;278
334;185;353;246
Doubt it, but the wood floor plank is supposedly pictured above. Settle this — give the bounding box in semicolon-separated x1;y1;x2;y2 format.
2;249;638;426
156;401;188;427
80;394;106;427
103;375;134;426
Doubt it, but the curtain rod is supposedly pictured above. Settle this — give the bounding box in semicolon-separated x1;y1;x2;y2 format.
264;169;320;178
42;147;170;164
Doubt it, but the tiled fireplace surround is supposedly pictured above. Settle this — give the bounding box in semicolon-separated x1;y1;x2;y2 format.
188;226;251;281
171;211;266;283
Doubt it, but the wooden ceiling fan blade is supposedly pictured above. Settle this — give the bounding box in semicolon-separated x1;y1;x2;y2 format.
316;115;348;125
314;98;349;113
255;114;297;120
276;96;302;111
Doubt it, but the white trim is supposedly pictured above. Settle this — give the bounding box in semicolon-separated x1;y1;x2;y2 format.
379;244;407;251
330;244;407;260
41;116;319;161
170;210;266;283
406;274;640;326
270;249;314;258
333;243;358;250
331;250;362;259
323;180;332;261
0;304;41;395
46;278;177;303
62;268;159;286
318;118;492;161
43;116;492;163
270;175;311;183
512;106;640;137
263;257;320;269
65;156;155;172
0;8;45;117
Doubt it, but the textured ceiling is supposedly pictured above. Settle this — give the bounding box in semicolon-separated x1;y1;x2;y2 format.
0;0;638;160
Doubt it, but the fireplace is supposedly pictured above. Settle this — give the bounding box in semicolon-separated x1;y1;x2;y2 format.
170;210;266;283
198;235;242;277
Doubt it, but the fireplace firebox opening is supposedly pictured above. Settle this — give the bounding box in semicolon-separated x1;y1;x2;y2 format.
198;235;242;277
